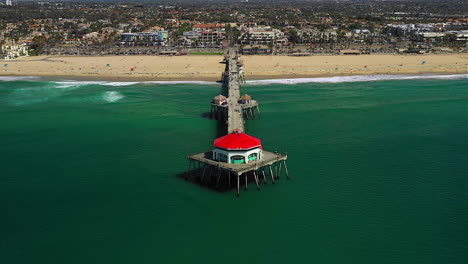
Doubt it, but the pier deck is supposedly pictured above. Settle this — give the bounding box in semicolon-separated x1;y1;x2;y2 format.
226;48;244;133
189;151;287;175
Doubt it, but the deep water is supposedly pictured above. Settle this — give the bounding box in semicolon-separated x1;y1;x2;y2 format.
1;76;467;264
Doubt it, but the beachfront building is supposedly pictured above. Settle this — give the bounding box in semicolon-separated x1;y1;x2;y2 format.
415;30;468;43
454;31;468;42
192;23;225;32
239;26;287;46
1;39;29;60
240;44;272;54
120;31;169;45
181;30;225;47
199;30;226;46
297;28;338;43
212;129;263;164
181;24;226;47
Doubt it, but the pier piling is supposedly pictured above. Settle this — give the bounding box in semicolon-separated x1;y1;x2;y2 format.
253;171;260;190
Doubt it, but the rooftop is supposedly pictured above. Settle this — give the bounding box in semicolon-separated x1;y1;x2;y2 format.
214;130;262;150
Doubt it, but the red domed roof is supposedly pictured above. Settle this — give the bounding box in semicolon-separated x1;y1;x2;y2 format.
214;130;262;150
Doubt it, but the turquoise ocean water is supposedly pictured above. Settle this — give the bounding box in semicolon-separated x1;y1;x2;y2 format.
1;75;467;263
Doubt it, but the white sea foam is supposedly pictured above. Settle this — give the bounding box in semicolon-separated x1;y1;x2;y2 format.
4;74;465;87
0;76;41;81
141;80;215;85
245;74;468;85
101;82;139;86
55;81;107;88
103;91;124;103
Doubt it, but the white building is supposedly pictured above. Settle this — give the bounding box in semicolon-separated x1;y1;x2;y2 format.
212;129;263;164
1;39;29;60
297;28;338;43
240;26;287;46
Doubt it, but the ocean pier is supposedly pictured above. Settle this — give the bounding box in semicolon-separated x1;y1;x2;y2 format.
187;47;288;196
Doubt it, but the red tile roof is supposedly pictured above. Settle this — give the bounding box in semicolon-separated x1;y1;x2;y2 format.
214;130;262;150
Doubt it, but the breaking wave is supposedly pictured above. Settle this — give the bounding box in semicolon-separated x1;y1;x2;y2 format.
103;91;124;103
0;76;41;82
141;80;215;85
2;74;466;88
245;74;468;85
55;81;107;88
49;74;468;87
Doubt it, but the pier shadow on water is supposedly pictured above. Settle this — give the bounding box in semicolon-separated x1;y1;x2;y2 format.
176;155;284;194
198;114;227;138
176;168;281;193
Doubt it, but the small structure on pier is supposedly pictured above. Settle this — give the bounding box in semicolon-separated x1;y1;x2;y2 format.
240;94;252;104
212;94;227;105
212;129;263;164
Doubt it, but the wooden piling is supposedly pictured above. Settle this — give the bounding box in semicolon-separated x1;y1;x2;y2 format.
269;165;275;184
278;162;283;178
245;174;248;190
237;174;240;196
216;168;222;187
284;160;290;180
201;164;207;182
253;171;260;190
262;168;267;184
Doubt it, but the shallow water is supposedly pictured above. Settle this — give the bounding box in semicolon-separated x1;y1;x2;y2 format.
1;75;467;263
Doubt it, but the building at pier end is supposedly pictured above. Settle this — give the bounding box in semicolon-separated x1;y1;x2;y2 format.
212;129;263;164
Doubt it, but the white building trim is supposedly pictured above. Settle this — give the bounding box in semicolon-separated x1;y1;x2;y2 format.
212;147;262;164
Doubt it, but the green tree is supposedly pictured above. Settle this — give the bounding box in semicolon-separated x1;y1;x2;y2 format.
288;30;300;44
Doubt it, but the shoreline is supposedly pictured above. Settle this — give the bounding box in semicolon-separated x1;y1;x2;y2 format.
1;53;466;82
1;72;466;84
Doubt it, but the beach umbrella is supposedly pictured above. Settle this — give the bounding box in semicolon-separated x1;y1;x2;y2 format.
106;64;110;67
422;61;426;64
4;64;8;67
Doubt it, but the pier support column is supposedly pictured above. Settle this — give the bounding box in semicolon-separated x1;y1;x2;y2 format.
245;174;248;190
278;162;283;179
284;161;290;180
269;165;275;184
187;159;193;180
253;171;260;191
228;171;231;188
237;174;240;197
207;166;213;183
216;168;222;187
201;164;207;182
262;168;267;184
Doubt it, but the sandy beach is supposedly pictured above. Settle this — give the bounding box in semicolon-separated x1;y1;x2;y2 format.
1;53;467;81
